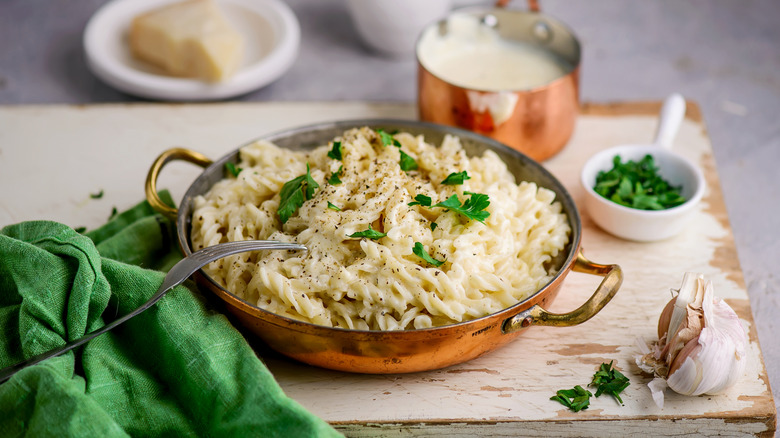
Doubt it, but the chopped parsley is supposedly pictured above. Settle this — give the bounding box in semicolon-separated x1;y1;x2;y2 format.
90;190;104;199
225;162;242;178
278;164;319;224
551;361;630;412
327;141;343;160
594;154;686;210
430;222;438;231
327;201;341;211
74;226;87;234
399;150;418;171
550;385;592;412
590;361;630;405
348;224;386;240
408;194;432;207
434;192;490;223
328;164;343;185
376;129;401;147
441;171;471;185
413;242;445;267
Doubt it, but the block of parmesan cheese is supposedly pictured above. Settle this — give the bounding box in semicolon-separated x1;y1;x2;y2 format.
129;0;243;82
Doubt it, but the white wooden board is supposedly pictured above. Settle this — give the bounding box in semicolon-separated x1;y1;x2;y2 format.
0;102;774;437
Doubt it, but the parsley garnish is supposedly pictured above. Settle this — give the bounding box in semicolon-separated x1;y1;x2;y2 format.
109;206;118;219
328;164;343;185
399;150;418;171
408;194;432;207
594;154;686;210
348;224;386;240
550;385;592;412
413;242;445;267
278;164;319;224
327;141;343;160
327;201;341;211
225;162;242;178
441;171;471;185
430;222;438;231
74;226;87;233
90;190;104;199
551;361;630;412
590;361;630;405
434;192;490;223
376;129;401;147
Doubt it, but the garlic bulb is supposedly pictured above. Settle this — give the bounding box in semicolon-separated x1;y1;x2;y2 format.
637;272;748;407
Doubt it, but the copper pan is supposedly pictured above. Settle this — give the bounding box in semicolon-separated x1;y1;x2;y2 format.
417;2;581;161
145;119;621;374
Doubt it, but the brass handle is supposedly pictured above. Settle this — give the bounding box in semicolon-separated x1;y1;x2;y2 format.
502;250;622;333
145;148;213;222
495;0;540;12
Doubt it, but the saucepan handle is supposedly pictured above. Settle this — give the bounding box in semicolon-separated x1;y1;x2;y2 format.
502;250;622;333
495;0;540;12
145;148;214;222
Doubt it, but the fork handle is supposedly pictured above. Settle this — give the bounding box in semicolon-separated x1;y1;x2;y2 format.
0;310;138;383
0;240;306;383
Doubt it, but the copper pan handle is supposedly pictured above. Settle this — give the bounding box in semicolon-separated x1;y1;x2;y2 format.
495;0;540;12
145;148;213;222
502;250;622;333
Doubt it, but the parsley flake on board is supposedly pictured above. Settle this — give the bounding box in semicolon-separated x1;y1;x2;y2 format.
328;165;343;185
441;171;471;185
90;190;104;199
590;361;630;405
412;242;445;267
399;150;418;172
551;361;630;412
278;164;319;224
376;129;401;147
594;154;686;210
225;162;242;178
434;192;490;223
408;194;432;207
327;141;343;160
550;385;592;412
348;224;387;240
327;201;341;211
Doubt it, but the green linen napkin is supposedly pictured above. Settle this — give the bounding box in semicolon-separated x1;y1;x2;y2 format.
0;194;342;438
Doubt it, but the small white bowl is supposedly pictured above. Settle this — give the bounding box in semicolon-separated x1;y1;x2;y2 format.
580;94;706;242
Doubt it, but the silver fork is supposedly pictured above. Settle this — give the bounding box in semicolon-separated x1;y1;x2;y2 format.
0;240;307;383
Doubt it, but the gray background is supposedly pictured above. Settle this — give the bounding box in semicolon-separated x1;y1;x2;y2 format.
2;0;779;422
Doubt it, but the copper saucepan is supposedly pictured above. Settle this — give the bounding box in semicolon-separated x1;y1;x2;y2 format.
417;3;581;161
145;119;621;374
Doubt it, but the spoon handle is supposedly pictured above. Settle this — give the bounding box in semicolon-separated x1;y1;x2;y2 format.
0;240;306;384
654;93;686;150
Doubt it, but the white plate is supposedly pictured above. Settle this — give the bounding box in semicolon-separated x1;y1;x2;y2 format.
83;0;300;101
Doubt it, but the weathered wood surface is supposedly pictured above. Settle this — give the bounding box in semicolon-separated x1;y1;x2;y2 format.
0;102;774;437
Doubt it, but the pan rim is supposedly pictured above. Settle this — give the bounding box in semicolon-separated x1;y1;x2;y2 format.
177;118;582;334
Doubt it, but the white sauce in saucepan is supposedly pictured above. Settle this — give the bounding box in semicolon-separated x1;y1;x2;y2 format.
417;14;572;92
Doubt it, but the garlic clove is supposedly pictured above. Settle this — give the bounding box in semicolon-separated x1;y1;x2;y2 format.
666;281;747;396
664;272;703;342
666;338;704;395
657;297;675;340
660;273;705;367
639;274;748;407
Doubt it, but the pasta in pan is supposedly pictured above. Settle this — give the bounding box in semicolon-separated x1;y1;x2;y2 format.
190;127;570;330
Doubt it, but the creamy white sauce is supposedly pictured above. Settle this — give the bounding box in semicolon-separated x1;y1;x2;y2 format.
418;13;572;92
